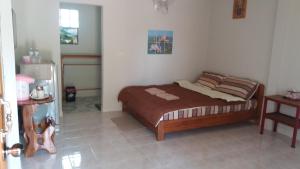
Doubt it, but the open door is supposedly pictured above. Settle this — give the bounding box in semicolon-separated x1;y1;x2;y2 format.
0;64;5;169
0;61;21;169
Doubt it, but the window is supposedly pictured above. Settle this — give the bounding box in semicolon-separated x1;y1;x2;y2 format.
59;9;79;44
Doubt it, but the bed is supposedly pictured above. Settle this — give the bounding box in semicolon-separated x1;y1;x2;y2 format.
118;73;265;141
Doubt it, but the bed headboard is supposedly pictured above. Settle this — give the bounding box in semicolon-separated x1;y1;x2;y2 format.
253;84;265;122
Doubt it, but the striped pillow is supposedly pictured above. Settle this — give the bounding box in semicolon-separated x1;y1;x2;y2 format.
196;72;225;89
215;77;258;100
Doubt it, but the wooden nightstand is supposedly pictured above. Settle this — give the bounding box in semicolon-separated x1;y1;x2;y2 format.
260;95;300;148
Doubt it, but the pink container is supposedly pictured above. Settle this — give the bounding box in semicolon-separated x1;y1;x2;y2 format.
16;74;35;101
22;55;31;64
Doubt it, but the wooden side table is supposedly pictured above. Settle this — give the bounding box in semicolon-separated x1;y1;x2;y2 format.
260;95;300;148
18;96;56;157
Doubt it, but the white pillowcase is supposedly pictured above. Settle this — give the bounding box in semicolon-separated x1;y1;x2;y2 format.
176;80;245;102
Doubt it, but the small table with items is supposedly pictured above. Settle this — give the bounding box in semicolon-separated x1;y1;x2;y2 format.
18;96;56;157
260;95;300;148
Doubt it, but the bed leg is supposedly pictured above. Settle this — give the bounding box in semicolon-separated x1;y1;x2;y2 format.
256;84;265;126
155;123;165;141
122;104;128;112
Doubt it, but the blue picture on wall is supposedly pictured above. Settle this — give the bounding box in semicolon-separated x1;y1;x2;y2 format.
148;30;173;54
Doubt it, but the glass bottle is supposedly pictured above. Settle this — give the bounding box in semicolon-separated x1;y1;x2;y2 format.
28;48;34;57
34;48;41;63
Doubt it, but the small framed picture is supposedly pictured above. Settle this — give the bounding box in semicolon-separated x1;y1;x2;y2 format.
148;30;173;55
233;0;247;19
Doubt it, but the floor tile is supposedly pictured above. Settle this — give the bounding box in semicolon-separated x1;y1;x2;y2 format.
20;96;300;169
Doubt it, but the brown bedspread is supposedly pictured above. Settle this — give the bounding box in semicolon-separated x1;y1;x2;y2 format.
118;84;247;126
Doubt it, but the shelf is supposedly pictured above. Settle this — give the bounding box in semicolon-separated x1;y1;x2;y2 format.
261;95;300;147
62;54;101;59
266;112;300;128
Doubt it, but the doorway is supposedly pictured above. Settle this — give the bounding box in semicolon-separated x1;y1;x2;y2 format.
59;3;102;114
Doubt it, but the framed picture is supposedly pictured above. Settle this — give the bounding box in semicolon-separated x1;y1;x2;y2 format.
148;30;173;54
60;27;78;45
233;0;247;19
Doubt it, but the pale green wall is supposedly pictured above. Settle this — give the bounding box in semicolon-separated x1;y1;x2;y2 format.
60;3;102;55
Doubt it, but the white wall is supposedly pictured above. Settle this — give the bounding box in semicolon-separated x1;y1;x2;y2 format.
13;0;60;64
206;0;278;83
268;0;300;94
60;3;102;55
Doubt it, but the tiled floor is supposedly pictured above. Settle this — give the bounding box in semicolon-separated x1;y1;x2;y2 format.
21;101;300;169
62;96;101;113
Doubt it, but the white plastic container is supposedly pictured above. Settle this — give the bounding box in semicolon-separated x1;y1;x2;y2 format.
16;74;34;101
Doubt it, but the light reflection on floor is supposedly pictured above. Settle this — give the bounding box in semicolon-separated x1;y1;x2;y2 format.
62;152;81;169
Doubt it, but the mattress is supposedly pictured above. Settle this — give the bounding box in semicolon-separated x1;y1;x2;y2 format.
118;84;257;127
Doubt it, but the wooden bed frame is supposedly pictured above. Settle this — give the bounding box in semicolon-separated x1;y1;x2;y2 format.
122;84;265;141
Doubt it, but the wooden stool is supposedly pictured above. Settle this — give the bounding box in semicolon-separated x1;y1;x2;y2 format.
18;96;56;157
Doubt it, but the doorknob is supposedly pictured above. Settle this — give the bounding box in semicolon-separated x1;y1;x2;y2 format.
3;143;23;159
0;97;20;160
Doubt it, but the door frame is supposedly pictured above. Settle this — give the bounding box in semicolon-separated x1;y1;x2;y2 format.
0;0;21;168
0;53;6;169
